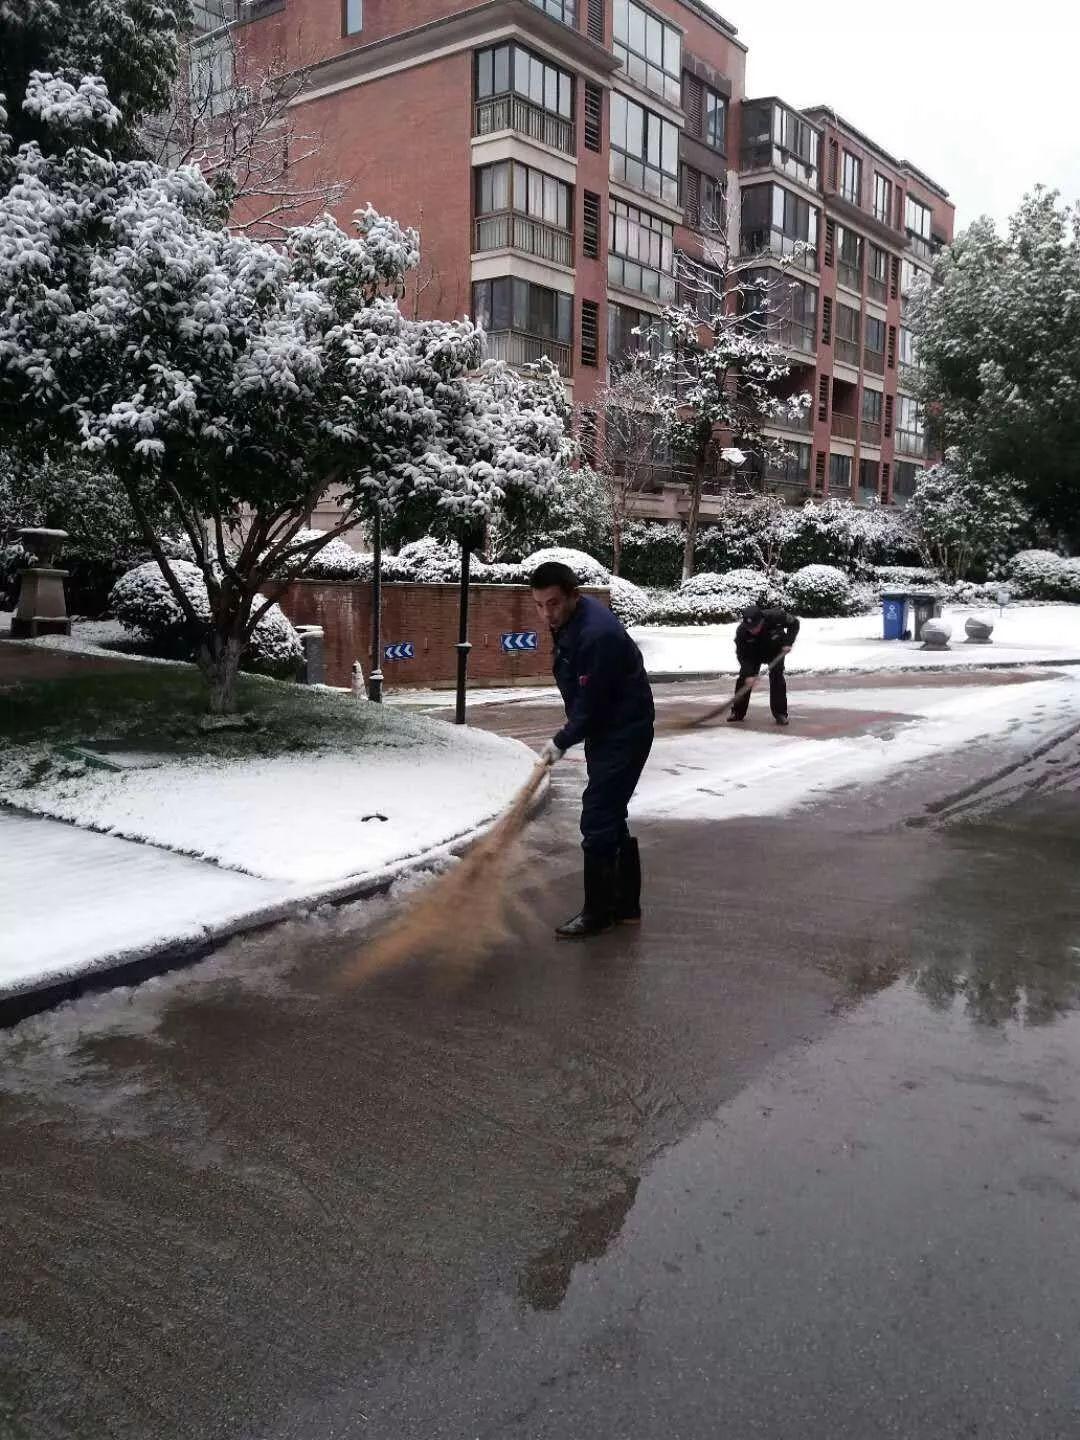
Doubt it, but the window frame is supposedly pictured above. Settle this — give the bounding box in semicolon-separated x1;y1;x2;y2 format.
609;91;680;207
841;149;863;206
475;43;574;120
829;452;853;490
905;195;932;241
527;0;578;26
343;0;362;34
472;277;573;344
703;86;727;152
474;160;572;231
608;197;675;301
613;0;682;106
873;172;892;225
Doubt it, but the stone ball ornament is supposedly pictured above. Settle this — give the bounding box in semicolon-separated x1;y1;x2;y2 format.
921;617;952;650
965;615;995;644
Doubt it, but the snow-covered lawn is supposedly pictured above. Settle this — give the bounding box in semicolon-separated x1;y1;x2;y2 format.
632;604;1080;679
0;666;537;998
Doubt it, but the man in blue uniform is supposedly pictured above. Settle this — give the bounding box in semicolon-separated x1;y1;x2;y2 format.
531;561;655;939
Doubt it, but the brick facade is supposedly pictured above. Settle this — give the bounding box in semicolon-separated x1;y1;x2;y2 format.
277;580;609;689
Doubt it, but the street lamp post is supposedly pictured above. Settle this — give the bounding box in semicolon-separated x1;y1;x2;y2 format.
369;507;383;704
454;540;472;725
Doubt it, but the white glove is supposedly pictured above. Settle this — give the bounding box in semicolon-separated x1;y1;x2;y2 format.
540;740;565;767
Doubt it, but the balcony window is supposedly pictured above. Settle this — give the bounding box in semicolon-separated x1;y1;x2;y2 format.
842;150;862;206
475;44;574;153
895;393;926;454
609;198;675;301
473;277;573;375
676;255;722;321
704;87;727;151
864;315;886;373
861;387;883;443
608;300;670;375
740;102;819;186
474;161;573;265
528;0;577;26
829;452;853;491
344;0;362;34
905;195;933;257
836;224;864;292
746;266;818;355
893;460;923;502
873;173;892;225
859;457;880;498
192;0;235;30
868;244;888;303
613;0;682;106
768;442;812;488
681;165;724;233
835;302;860;366
741;183;818;272
610;92;679;207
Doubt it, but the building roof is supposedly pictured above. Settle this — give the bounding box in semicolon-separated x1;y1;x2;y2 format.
673;0;745;48
804;105;950;200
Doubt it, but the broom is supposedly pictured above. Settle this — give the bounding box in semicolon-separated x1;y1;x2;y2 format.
339;755;554;987
667;650;791;733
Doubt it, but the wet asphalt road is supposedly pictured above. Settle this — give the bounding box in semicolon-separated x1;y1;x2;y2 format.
3;676;1080;1439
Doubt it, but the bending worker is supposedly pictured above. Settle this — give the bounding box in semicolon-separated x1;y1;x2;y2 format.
531;562;655;939
728;603;801;726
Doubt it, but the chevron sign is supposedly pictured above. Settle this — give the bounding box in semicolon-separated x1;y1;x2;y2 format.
501;631;539;653
383;642;415;662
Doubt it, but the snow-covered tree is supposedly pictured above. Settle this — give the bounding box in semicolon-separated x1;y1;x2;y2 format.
1;0;190;155
910;190;1080;541
0;91;563;711
909;449;1030;581
629;256;812;581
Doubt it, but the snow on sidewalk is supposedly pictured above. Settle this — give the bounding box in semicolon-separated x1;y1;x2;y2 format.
632;605;1080;679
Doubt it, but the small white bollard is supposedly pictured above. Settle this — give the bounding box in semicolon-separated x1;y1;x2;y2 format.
352;660;369;701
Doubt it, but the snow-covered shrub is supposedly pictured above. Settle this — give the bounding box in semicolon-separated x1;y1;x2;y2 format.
644;591;732;626
110;561;303;678
620;521;684;588
393;536;462;582
873;565;943;589
276;529;366;581
607;575;651;626
1007;550;1080;601
522;546;610;586
680;568;788;613
473;560;529;585
848;580;879;616
786;564;854;618
951;580;1009;606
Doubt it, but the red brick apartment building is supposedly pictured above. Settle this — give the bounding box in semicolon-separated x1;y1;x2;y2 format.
193;0;954;520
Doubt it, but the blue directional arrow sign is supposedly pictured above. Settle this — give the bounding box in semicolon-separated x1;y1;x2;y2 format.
501;631;539;654
383;642;415;662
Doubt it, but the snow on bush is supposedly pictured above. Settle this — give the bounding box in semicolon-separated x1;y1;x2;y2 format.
786;564;854;618
873;565;943;588
644;570;788;626
607;575;651;626
522;547;610;586
1007;550;1080;601
276;529;366;581
110;561;303;678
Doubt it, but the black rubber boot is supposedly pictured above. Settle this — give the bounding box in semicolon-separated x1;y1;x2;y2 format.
556;853;617;939
615;837;642;924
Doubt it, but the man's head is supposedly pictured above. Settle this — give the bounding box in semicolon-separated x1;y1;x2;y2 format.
530;561;580;631
742;605;766;635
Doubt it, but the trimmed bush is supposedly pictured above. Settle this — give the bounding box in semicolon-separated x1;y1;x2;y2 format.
110;561;303;679
607;574;651;626
1007;549;1080;601
619;521;685;588
786;564;854;618
521;546;610;586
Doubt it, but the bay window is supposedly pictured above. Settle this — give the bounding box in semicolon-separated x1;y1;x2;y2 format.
613;0;682;106
610;91;679;206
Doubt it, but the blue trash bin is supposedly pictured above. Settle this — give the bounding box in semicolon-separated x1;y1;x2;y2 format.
882;594;905;640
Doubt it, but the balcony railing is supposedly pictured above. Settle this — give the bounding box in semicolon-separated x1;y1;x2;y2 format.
484;329;572;376
868;277;888;304
474;94;575;156
739;143;819;189
863;346;885;375
835;337;860;367
769;405;813;433
837;260;862;292
895;429;927;457
474;212;573;267
861;419;882;445
830;414;858;441
740;227;818;273
771;319;817;356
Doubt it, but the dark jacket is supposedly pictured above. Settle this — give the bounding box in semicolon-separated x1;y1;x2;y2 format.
552;594;655;752
735;608;801;666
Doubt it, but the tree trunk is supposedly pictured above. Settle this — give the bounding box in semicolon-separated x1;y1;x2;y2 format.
198;630;245;715
612;517;622;577
681;463;705;583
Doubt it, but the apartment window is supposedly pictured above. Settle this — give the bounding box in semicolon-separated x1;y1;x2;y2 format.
472;278;572;344
609;198;675;300
704;87;727;151
769;443;811;488
528;0;578;25
829;452;853;490
475;162;571;229
681;166;723;232
192;0;235;29
873;173;892;225
676;255;722;321
897;393;923;434
190;29;235;117
842;150;862;206
905;195;932;241
836;224;864;291
610;91;679;207
582;190;601;259
900;258;924;295
741;184;818;268
859;458;880;496
608;301;669;371
862;388;883;425
613;0;682;106
899;325;918;369
475;44;573;119
868;244;888;301
893;461;922;500
581;300;600;368
344;0;362;33
864;315;886;355
747;268;817;353
584;82;603;151
835;302;860;365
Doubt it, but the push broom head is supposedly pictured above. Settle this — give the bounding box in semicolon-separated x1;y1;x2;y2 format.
338;759;550;987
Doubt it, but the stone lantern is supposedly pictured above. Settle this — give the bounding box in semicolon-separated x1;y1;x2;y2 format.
9;527;71;638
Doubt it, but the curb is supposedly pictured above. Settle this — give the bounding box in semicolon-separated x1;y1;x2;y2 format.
0;775;551;1029
645;658;1080;685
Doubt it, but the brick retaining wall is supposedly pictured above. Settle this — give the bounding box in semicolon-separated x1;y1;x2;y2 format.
275;581;610;689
